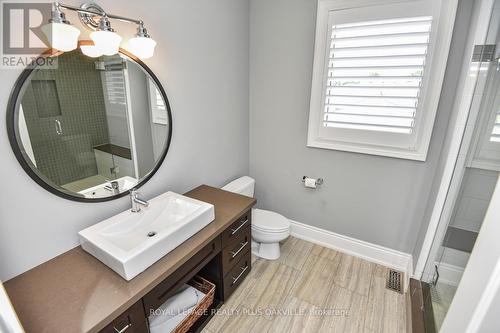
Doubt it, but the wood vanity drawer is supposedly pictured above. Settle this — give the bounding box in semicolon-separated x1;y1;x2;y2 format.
222;210;251;245
99;300;147;333
100;321;148;333
222;226;251;275
223;250;251;301
143;236;221;312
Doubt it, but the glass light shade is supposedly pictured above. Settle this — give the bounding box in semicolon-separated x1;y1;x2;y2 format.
127;36;157;59
41;22;80;52
90;30;122;56
80;45;103;58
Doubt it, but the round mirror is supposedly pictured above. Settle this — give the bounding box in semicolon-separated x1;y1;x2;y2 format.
7;47;172;202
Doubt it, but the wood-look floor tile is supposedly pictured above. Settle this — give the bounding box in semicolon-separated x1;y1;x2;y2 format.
223;268;260;309
251;253;258;264
268;296;323;333
200;328;213;333
204;237;406;333
290;254;338;307
373;263;388;278
363;328;378;333
204;306;269;333
320;283;369;333
382;287;407;333
319;285;352;332
241;261;281;309
250;257;273;280
203;277;259;332
334;254;375;296
249;263;300;316
278;237;314;270
344;291;368;333
311;244;340;261
202;307;232;332
365;264;407;333
364;270;386;332
250;314;273;332
210;306;256;333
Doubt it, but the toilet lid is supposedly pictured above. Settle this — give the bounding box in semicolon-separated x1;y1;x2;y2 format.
252;208;290;231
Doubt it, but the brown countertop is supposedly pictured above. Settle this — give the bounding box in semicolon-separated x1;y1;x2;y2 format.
4;185;256;333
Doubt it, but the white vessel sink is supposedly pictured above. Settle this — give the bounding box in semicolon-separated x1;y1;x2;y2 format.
79;191;215;280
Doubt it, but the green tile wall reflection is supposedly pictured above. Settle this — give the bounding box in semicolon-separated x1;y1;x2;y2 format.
21;51;110;186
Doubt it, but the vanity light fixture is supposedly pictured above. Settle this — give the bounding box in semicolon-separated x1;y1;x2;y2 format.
89;16;122;56
41;3;81;52
80;43;103;58
127;23;157;59
42;2;157;59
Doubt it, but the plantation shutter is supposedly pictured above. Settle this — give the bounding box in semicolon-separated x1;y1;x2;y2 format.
491;107;500;142
104;61;127;105
148;79;168;125
323;16;433;135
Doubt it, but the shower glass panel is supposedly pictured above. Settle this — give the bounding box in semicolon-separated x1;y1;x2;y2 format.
424;3;500;329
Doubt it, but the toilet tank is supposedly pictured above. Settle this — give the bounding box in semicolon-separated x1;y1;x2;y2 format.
222;176;255;197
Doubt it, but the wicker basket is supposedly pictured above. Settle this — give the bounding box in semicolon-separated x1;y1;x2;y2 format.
170;276;216;333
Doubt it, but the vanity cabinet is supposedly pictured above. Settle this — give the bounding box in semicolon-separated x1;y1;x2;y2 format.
4;185;256;333
99;301;148;333
221;210;251;245
97;209;253;333
143;238;222;314
223;251;251;301
220;211;252;300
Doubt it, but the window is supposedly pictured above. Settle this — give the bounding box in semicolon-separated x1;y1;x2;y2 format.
104;70;126;105
103;61;127;105
469;61;500;171
307;0;458;160
491;106;500;143
148;79;168;125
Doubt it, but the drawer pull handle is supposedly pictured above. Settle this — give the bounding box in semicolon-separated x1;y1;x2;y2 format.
232;265;249;285
230;219;249;235
230;241;248;258
113;323;132;333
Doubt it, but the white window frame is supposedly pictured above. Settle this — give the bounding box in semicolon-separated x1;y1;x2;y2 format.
147;79;168;125
468;61;500;171
307;0;458;161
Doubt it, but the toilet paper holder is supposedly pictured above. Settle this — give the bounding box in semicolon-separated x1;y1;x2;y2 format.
302;176;324;186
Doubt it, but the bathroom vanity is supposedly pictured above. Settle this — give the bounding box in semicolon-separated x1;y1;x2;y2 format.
4;186;255;333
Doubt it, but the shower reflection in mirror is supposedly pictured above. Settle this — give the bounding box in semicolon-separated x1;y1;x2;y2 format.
15;51;170;199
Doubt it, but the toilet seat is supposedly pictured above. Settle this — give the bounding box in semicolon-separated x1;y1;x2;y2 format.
252;208;290;232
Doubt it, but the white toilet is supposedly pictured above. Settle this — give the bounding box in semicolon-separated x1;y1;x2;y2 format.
222;176;290;260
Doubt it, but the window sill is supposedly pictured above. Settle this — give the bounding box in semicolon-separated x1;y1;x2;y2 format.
307;137;428;161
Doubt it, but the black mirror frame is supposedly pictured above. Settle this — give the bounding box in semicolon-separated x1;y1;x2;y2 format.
6;46;173;203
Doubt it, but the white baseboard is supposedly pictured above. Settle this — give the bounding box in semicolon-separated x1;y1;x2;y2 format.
435;262;464;287
289;220;413;291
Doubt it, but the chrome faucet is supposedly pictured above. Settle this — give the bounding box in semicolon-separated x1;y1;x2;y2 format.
130;189;149;213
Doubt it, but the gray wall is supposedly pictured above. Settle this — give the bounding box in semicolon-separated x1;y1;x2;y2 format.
0;0;249;281
249;0;472;253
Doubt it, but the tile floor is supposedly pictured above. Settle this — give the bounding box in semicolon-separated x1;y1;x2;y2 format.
430;282;457;330
202;237;408;333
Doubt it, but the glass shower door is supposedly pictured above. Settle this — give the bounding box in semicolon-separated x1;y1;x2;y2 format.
424;2;500;329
